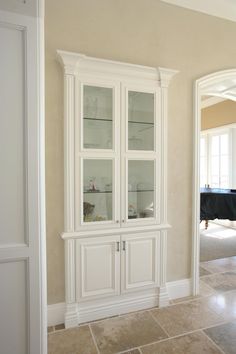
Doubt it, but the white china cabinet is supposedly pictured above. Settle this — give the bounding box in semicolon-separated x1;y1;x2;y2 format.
57;50;177;328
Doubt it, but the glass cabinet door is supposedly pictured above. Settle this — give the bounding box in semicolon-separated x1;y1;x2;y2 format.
83;159;113;223
128;91;154;151
83;85;113;150
127;160;155;220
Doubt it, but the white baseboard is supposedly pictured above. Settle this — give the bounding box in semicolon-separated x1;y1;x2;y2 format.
47;278;191;326
47;302;66;326
167;278;192;300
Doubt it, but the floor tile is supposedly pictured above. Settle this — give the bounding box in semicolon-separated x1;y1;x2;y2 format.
204;290;236;321
200;267;212;277
48;325;97;354
200;257;236;274
201;271;236;292
90;311;167;354
151;299;223;336
199;280;216;297
204;321;236;354
124;350;140;354
140;331;223;354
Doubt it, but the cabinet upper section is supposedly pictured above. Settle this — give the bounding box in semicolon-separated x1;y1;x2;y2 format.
57;51;178;234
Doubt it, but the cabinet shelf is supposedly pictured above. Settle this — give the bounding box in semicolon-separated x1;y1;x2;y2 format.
128;121;154;126
128;190;154;193
84;117;112;122
84;190;112;194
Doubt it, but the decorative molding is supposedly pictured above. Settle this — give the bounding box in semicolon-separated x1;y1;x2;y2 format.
47;278;191;326
57;50;178;83
158;67;179;88
160;0;236;23
61;223;171;240
201;96;226;109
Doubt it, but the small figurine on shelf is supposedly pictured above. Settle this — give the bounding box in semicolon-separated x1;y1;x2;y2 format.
89;177;97;192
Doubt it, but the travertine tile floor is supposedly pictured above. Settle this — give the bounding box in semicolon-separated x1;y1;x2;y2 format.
48;256;236;354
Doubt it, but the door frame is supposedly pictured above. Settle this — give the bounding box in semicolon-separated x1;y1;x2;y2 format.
192;69;236;295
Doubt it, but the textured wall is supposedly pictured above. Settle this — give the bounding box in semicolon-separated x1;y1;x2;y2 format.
45;0;236;304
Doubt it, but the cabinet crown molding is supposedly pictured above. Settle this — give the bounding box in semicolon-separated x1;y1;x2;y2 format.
57;50;178;84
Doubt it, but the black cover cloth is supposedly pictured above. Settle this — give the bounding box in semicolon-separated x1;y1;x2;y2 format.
200;188;236;221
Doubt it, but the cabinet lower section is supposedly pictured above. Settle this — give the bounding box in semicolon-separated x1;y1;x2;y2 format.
63;229;169;328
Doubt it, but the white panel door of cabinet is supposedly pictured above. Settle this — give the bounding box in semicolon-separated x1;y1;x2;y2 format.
121;232;160;292
76;236;120;300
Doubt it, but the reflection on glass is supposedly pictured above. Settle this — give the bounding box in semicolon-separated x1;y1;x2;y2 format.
83;159;113;222
128;160;154;219
128;91;154;151
83;85;113;149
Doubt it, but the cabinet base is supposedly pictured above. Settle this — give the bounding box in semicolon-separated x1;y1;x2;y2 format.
64;287;169;328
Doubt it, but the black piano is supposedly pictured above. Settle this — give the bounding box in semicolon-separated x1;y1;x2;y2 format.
201;188;236;228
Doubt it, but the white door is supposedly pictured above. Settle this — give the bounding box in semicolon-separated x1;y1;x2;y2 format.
0;5;46;354
76;236;120;300
121;232;160;292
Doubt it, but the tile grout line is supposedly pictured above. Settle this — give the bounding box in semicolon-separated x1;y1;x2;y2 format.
88;324;100;354
200;329;226;354
148;309;170;338
138;317;234;351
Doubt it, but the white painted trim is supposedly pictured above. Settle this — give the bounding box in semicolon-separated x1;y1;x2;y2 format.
47;303;66;327
201;96;226;109
47;278;191;326
160;0;236;23
167;278;192;300
192;69;236;296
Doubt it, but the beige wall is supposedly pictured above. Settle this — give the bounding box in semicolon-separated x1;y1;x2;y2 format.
201;100;236;130
45;0;236;304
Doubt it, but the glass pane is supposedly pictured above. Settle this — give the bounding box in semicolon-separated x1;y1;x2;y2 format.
220;134;228;155
200;137;205;156
211;156;219;175
83;159;113;222
128;91;154;151
211;135;219;155
128;160;154;219
83;85;113;149
221;156;229;174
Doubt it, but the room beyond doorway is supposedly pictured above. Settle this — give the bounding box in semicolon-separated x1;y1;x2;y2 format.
192;69;236;296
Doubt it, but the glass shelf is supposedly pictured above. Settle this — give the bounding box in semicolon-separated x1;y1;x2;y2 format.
128;121;154;125
128;190;154;193
84;117;112;122
84;190;112;194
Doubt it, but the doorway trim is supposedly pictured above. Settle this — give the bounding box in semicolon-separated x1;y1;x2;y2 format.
192;69;236;295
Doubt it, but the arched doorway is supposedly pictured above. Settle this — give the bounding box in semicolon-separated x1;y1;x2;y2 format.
192;69;236;295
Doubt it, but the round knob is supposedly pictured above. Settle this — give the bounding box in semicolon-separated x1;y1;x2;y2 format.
116;220;119;223
122;219;125;223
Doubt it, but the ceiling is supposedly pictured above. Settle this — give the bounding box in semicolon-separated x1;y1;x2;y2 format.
160;0;236;23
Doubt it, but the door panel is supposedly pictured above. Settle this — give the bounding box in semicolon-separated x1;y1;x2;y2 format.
76;236;120;300
0;7;45;354
0;260;28;354
0;23;26;246
121;232;160;292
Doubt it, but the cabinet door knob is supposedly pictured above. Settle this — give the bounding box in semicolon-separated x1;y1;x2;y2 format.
116;241;120;252
116;220;119;223
122;219;125;223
